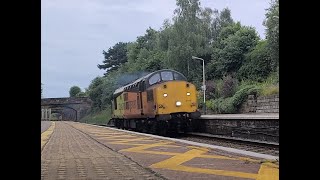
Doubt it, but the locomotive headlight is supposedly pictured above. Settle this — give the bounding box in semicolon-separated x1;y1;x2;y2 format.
176;101;182;106
163;93;168;97
186;92;191;96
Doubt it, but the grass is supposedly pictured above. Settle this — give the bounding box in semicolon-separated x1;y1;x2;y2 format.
79;108;112;125
259;84;279;96
257;71;279;96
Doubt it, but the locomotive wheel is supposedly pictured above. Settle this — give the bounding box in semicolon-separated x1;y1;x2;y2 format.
157;120;168;136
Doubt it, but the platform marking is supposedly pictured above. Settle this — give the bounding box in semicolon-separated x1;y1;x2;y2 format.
151;148;258;179
107;137;155;143
109;132;278;179
41;122;55;150
256;162;279;180
70;122;279;179
95;134;138;139
120;142;183;156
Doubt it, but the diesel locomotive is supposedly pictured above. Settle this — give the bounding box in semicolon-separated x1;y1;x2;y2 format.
110;69;201;135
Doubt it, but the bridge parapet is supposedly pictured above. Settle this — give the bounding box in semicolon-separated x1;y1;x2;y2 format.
41;97;92;121
41;97;92;106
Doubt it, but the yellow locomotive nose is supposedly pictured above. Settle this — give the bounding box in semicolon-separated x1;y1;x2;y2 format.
155;81;198;114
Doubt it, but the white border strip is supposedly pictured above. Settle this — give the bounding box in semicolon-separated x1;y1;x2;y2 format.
83;123;279;161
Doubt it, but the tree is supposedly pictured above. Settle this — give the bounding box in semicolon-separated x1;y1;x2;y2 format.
211;8;234;42
238;40;272;82
207;23;259;79
87;77;104;112
126;27;163;72
165;0;214;82
264;0;279;71
98;42;128;75
69;86;81;97
41;83;43;98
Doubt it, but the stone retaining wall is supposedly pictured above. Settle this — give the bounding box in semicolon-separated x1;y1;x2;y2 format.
239;94;279;113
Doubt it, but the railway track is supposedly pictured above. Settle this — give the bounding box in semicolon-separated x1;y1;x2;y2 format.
98;123;279;157
177;133;279;156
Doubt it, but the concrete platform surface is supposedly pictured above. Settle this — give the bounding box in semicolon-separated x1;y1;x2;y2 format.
200;113;279;119
41;121;52;133
41;122;164;180
42;121;279;179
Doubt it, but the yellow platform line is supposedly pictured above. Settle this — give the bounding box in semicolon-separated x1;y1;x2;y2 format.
41;122;55;150
96;135;142;139
150;148;258;179
256;162;279;180
120;142;181;152
71;122;278;179
107;137;159;143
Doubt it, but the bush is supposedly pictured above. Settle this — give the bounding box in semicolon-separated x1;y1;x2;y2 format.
222;75;238;98
207;84;259;113
206;76;238;100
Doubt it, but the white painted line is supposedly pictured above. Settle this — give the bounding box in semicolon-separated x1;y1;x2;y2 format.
82;123;279;161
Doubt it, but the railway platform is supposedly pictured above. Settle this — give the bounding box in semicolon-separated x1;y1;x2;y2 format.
41;121;279;180
199;113;279;119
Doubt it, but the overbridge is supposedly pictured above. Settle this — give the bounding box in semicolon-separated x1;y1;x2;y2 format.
41;97;92;121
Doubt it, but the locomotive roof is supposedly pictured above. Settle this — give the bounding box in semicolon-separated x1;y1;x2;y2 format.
113;69;185;95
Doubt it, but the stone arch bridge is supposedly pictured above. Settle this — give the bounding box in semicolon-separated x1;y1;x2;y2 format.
41;97;92;121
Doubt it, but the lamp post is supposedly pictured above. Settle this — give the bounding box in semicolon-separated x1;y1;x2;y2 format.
192;56;206;114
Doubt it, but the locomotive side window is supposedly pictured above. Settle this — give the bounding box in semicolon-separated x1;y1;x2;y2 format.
161;71;173;81
147;90;154;101
173;72;186;80
114;97;117;109
137;94;141;109
149;73;160;85
139;80;145;91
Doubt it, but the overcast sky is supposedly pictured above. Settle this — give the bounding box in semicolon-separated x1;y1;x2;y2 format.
41;0;270;98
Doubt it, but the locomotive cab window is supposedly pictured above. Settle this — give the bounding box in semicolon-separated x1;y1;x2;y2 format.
149;73;161;85
173;72;186;81
161;71;173;81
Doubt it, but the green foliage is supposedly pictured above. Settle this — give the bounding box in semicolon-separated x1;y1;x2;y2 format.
98;42;128;75
264;0;279;71
126;28;162;72
257;71;279;96
166;0;215;79
89;0;279;115
86;77;105;112
80;107;112;125
207;23;259;79
221;75;238;98
217;25;259;74
69;86;81;97
238;40;272;82
207;85;259;113
260;85;279;96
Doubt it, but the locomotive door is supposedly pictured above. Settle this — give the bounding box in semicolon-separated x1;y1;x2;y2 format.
138;81;145;115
